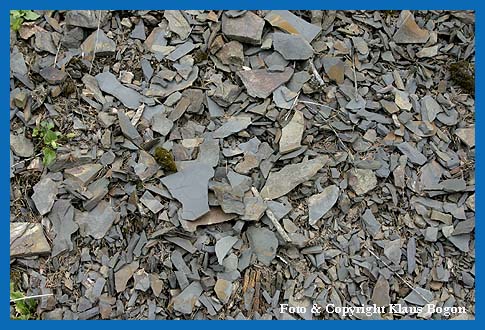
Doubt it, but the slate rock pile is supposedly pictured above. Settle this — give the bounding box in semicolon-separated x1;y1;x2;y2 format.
10;10;475;320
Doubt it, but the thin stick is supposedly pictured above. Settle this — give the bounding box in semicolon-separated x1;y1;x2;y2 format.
53;39;62;68
10;293;54;303
310;60;325;86
365;247;432;305
88;10;102;75
251;187;292;243
351;52;358;100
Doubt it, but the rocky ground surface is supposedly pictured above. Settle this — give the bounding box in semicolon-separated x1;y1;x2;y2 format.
10;10;475;320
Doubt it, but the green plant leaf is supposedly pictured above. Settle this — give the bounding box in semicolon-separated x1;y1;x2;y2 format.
43;130;59;148
10;10;22;19
65;132;77;139
11;17;23;31
42;147;56;166
22;10;40;21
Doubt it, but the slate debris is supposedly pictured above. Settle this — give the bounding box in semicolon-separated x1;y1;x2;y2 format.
10;10;475;320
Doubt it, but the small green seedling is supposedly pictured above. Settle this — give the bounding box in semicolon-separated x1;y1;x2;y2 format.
10;281;37;320
10;10;40;31
32;121;62;166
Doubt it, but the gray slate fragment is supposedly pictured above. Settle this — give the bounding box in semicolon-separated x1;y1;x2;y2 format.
215;236;238;264
96;72;142;109
115;261;139;293
130;20;146;40
10;222;51;257
222;11;265;44
348;168;377;196
81;30;116;58
404;287;433;306
308;185;339;225
172;281;203;314
260;156;328;200
265;10;321;42
214;278;233;304
64;163;103;186
161;161;214;220
40;67;67;85
118;111;143;145
280;110;304;154
237;68;294;99
455;127;475;148
65;10;106;28
393;10;430;44
164;11;191;40
146;66;199;98
247;226;278;266
32;177;58;216
49;200;78;257
272;33;314;60
397;142;426;165
166;42;196;62
213;116;252;138
133;269;150;291
421;95;443;122
384;239;402;265
140;191;163;214
361;209;381;237
152;113;173;136
10;133;34;157
76;200;118;239
371;276;390;307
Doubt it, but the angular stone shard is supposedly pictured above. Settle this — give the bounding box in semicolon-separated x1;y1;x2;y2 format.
180;207;237;232
75;200;118;239
246;226;278;266
10;222;51;257
393;10;430;44
455;126;475;148
115;261;139;293
32;177;58;216
118;111;143;145
172;281;203;314
213;116;252;139
64;163;103;187
308;185;339;225
161;161;214;221
322;57;345;84
372;276;390;307
397;142;427;165
361;209;381;237
40;67;67;85
265;10;321;42
280;110;304;154
48;200;78;257
146;66;199;98
261;156;328;200
348;168;377;196
164;11;191;40
272;33;314;60
96;72;142;109
237;67;294;99
215;236;238;264
10;133;34;157
81;30;116;59
65;10;106;28
222;11;265;44
214;278;233;304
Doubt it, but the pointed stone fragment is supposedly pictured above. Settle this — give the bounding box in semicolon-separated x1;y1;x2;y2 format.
215;236;238;264
280;110;304;154
10;223;51;257
393;10;430;44
115;261;139;293
348;168;377;196
172;281;203;314
237;67;294;99
265;10;321;42
32;177;58;215
161;161;214;220
222;11;265;44
246;226;278;266
272;33;314;60
260;156;328;200
372;276;390;307
308;185;339;225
